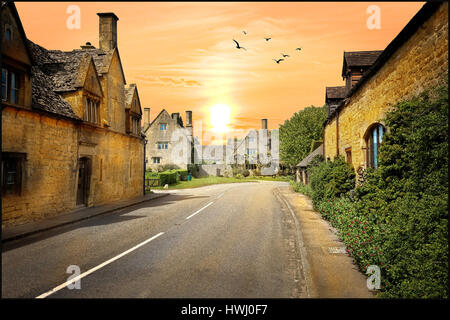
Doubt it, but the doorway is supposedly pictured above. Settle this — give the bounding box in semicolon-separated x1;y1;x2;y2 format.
77;157;90;206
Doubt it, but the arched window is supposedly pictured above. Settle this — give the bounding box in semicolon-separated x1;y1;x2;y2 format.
366;123;385;168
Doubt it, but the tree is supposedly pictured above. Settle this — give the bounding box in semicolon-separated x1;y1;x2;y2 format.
279;105;327;167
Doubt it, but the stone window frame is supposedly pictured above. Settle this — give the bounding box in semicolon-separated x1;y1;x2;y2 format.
152;157;161;164
83;94;101;126
157;142;169;150
160;123;167;131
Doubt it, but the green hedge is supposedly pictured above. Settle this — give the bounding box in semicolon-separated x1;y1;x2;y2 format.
158;170;177;185
176;169;188;181
292;83;448;298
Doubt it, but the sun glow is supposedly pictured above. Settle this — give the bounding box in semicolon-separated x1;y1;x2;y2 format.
210;103;231;133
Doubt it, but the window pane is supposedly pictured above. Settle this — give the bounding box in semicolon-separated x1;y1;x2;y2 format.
10;72;16;103
1;69;7;101
378;125;384;143
373;127;378;168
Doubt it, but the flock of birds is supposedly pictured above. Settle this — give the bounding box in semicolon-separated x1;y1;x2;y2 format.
232;30;302;64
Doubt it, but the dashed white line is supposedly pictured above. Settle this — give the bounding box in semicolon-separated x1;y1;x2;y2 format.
37;198;217;298
185;202;214;220
36;232;164;299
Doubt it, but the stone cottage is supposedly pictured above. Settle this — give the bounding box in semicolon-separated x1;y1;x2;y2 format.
1;3;144;227
323;2;448;175
142;109;193;171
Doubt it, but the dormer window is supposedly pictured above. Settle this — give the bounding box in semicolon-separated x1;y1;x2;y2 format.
160;123;167;131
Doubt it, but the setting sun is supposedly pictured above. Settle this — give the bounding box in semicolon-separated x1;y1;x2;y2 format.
210;103;231;133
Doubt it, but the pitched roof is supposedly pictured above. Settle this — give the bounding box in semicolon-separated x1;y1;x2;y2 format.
296;144;323;167
327;2;443;126
341;50;383;77
30;66;80;120
326;86;346;100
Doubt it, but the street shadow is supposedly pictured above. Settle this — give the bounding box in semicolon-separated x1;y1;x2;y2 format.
2;193;209;252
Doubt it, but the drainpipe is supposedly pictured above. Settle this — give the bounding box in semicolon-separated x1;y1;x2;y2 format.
143;137;147;195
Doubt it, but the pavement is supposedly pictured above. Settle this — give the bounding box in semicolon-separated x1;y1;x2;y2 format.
277;185;374;298
2;181;373;298
2;192;169;242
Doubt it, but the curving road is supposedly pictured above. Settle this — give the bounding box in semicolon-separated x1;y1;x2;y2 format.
2;181;307;298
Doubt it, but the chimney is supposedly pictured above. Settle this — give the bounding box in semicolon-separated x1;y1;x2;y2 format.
261;118;268;130
97;12;119;51
185;110;192;127
144;108;150;126
171;112;179;124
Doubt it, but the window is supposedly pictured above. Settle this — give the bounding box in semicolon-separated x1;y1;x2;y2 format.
131;117;140;135
248;137;255;143
1;68;7;101
157;142;168;150
160;123;167;131
366;124;385;168
247;148;256;156
84;97;100;124
1;67;22;104
152;157;161;164
345;147;352;165
5;26;11;41
1;152;25;196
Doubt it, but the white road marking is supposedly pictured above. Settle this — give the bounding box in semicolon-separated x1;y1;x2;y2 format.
36;232;165;299
185;202;214;220
216;192;225;199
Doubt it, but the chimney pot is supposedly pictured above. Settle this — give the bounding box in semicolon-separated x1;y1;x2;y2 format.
262;118;268;130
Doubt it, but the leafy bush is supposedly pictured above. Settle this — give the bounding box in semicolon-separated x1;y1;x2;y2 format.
290;180;313;198
279;105;328;167
176;169;188;181
242;169;250;177
291;83;448;298
157;164;180;172
308;156;355;204
158;170;178;185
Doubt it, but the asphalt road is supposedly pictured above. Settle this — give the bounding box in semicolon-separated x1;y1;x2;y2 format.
2;181;306;298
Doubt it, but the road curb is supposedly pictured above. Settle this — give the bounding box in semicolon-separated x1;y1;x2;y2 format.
2;193;170;243
274;187;315;298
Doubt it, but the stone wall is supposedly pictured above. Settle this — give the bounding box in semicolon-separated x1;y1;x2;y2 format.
2;106;143;227
324;3;448;172
197;164;232;177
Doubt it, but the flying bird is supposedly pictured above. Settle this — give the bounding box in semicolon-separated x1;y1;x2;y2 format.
281;53;290;58
233;39;246;51
242;30;247;35
296;47;302;51
273;58;284;64
264;37;271;41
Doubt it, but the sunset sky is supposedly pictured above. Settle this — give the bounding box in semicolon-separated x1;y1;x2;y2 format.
16;1;424;139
